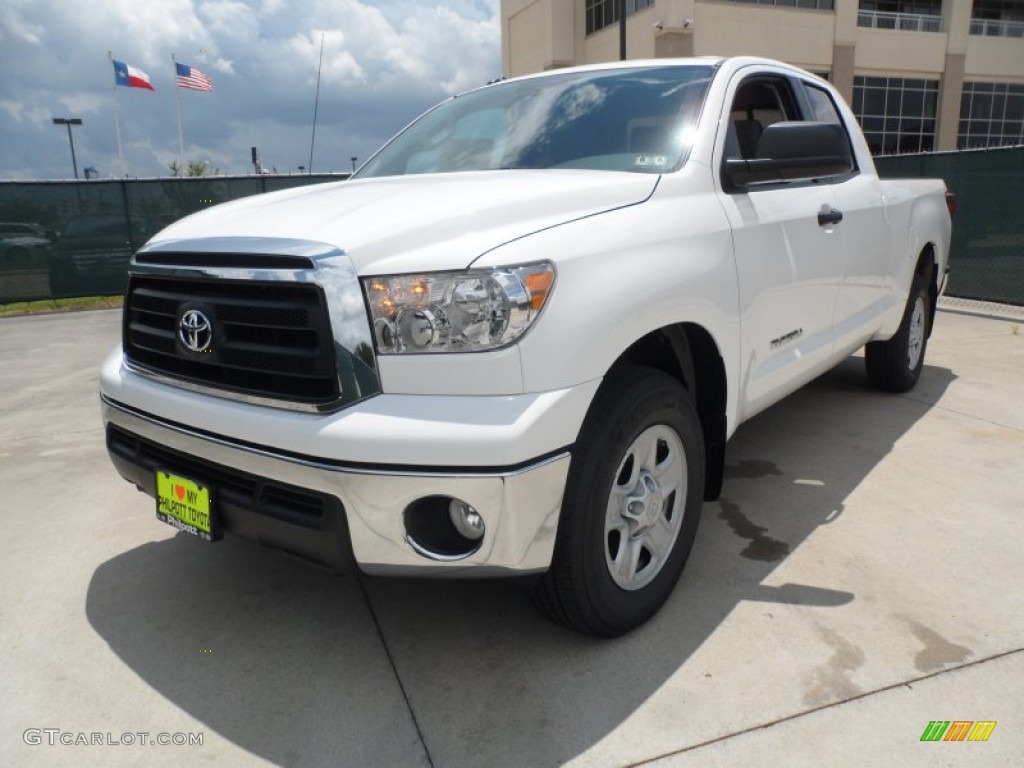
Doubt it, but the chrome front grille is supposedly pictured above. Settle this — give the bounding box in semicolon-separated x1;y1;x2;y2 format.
124;275;340;404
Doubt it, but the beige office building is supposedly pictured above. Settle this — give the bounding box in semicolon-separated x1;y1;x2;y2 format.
500;1;1024;153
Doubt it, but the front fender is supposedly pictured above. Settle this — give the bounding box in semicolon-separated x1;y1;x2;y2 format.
480;170;741;432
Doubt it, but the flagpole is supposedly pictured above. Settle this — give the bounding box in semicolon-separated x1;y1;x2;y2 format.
172;53;185;168
109;51;125;176
308;32;324;174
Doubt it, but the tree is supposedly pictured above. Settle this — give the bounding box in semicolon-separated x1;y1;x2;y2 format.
168;160;220;177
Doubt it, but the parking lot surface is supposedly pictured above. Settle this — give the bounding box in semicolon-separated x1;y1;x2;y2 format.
1;306;1021;767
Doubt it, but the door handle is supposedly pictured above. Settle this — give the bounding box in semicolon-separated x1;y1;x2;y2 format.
818;207;843;227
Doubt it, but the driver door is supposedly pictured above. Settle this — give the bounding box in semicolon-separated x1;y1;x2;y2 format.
716;71;844;420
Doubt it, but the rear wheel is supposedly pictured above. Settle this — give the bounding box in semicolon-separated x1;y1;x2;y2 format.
865;269;931;393
532;367;704;637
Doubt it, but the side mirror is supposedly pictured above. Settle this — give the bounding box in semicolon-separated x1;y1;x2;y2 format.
724;122;854;189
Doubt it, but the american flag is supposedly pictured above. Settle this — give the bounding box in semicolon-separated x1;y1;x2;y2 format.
175;62;213;92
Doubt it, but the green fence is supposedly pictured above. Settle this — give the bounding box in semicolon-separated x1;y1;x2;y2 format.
0;174;347;304
2;149;1022;305
875;146;1024;306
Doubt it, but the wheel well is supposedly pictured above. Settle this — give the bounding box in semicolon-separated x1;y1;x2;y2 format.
608;324;727;501
916;244;939;338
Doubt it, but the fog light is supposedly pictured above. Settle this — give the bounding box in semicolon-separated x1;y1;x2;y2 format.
449;498;485;541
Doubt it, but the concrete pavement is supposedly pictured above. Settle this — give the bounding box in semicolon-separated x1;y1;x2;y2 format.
1;306;1021;767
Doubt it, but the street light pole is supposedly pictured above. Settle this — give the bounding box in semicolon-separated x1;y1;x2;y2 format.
619;0;627;60
52;117;83;179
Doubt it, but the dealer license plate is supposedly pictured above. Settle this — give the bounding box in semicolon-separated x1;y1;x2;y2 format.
156;471;220;541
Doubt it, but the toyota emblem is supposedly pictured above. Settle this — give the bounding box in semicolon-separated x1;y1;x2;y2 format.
178;308;213;352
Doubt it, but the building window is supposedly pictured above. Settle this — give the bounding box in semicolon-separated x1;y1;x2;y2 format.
585;0;656;36
958;81;1024;148
857;1;942;32
970;0;1024;37
715;0;834;8
852;75;939;155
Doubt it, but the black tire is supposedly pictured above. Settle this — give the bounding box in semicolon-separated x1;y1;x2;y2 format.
532;366;705;637
865;269;931;393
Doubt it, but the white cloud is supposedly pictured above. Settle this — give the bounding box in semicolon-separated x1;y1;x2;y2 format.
0;0;501;179
59;93;106;115
211;57;236;75
198;0;258;38
289;30;366;84
60;0;208;69
0;99;49;125
0;2;45;45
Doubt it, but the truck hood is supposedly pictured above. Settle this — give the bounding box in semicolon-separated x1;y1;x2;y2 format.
145;170;658;274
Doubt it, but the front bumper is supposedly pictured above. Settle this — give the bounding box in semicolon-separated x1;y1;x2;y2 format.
102;396;572;576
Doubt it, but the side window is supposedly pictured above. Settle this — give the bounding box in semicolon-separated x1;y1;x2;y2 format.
721;74;857;189
804;83;842;124
802;81;858;172
724;76;800;160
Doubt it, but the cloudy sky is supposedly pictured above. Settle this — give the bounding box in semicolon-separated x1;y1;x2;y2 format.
0;0;501;180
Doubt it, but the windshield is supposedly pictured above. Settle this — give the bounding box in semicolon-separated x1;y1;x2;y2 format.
357;65;714;178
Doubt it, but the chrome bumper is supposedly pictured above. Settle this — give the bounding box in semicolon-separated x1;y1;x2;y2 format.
102;397;569;576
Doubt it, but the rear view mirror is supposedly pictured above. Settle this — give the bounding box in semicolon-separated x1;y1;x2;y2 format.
724;122;854;189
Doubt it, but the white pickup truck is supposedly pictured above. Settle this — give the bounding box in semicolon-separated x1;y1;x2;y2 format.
101;57;952;636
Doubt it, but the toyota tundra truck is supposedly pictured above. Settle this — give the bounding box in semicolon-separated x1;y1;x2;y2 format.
101;57;952;636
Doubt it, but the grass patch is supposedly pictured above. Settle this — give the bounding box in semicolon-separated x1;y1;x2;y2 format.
0;295;123;317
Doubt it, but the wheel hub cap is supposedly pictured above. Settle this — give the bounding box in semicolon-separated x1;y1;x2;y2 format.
907;296;925;370
604;424;687;591
623;472;663;535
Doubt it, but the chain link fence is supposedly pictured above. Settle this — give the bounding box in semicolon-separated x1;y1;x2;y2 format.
2;147;1022;305
875;146;1024;306
0;174;346;303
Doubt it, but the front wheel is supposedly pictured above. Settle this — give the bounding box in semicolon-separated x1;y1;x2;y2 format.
532;367;705;637
865;270;931;393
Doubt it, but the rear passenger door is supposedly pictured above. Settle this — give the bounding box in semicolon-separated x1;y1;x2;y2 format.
716;69;845;420
800;79;892;345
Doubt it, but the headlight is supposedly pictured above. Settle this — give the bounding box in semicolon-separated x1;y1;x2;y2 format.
363;262;555;354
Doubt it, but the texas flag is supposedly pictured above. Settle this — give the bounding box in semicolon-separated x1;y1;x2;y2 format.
112;59;155;90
